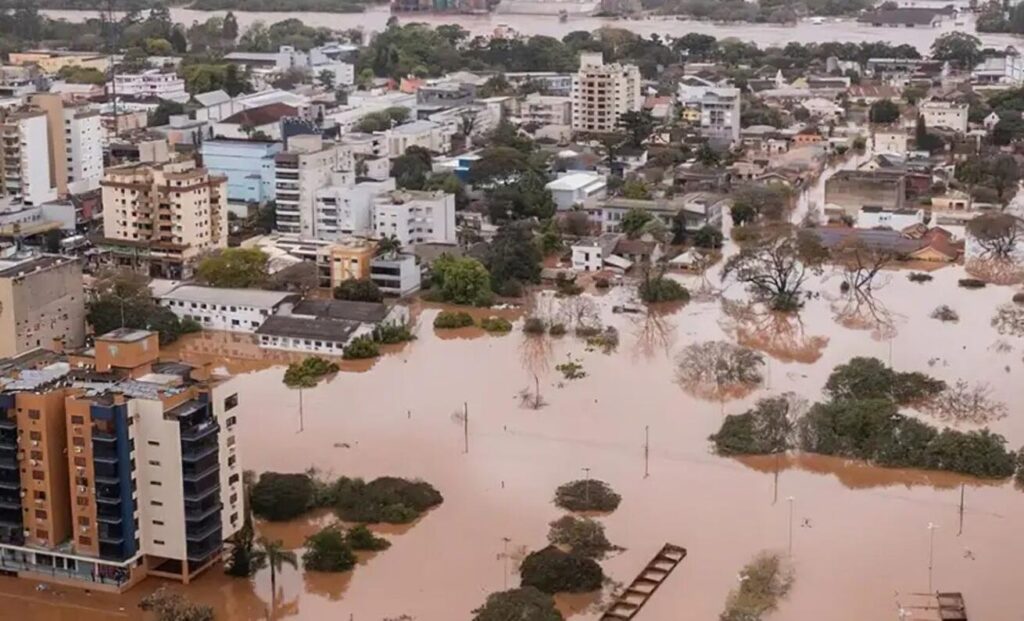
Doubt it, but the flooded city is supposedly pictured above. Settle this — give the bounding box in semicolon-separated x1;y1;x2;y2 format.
4;218;1024;620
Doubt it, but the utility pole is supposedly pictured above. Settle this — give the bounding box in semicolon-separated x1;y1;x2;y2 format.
463;402;469;454
501;537;510;589
927;522;939;592
533;373;540;409
297;388;304;433
582;467;591;504
957;484;964;536
787;496;795;556
643;425;650;479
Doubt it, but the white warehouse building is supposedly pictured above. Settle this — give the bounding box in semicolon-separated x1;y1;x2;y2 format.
156;285;297;333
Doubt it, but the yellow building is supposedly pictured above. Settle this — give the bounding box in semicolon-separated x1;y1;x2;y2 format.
329;238;377;288
8;51;109;75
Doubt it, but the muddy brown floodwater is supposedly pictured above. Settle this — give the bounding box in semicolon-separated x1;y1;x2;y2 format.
4;265;1024;621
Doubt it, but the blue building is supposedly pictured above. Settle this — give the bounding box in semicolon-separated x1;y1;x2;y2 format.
201;139;282;206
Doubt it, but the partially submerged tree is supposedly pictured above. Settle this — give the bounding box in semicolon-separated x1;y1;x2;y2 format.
195;247;269;288
967;213;1023;261
722;228;818;311
519;547;604;594
675;341;765;402
472;587;564;621
250;472;315;521
302;526;357;572
720;551;795;621
554;479;621;512
139;588;214;621
823;357;945;405
923;380;1008;425
710;395;800;456
547;515;617;560
830;237;896;291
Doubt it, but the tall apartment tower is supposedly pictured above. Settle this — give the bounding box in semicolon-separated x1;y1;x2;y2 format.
0;328;243;591
273;134;353;237
100;158;228;278
0;110;57;206
570;52;642;134
28;93;104;196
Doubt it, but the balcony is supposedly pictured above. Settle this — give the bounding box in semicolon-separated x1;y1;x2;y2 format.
0;455;16;470
181;421;218;443
182;455;219;483
182;442;218;463
185;500;222;522
92;430;116;443
0;496;20;511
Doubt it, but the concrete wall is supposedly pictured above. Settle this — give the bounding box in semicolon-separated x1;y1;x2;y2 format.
0;258;85;358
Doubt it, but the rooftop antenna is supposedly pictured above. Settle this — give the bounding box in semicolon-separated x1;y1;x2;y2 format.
101;0;120;131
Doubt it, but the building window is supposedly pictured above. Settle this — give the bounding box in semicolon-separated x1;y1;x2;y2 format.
28;410;40;420
153;520;164;526
148;460;160;467
224;394;238;411
71;415;84;425
74;457;86;467
72;436;85;447
36;510;47;519
151;480;162;486
76;497;89;507
154;539;165;545
34;491;46;500
226;416;237;428
79;536;92;546
78;516;90;526
32;470;44;481
30;450;43;460
151;500;163;507
36;530;48;539
147;440;160;447
29;431;41;441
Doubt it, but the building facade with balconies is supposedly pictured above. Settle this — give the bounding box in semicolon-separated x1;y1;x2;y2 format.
372;190;457;247
100;158;228;278
0;328;243;591
570;53;642;134
273;135;352;237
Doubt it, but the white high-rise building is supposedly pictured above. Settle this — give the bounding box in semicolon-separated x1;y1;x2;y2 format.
373;190;456;247
273;135;353;237
314;174;396;239
64;108;104;193
0;110;58;206
570;52;642;134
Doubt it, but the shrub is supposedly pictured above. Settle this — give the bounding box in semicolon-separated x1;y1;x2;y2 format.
908;272;933;283
481;316;513;333
930;305;959;322
334;476;444;524
1016;448;1024;486
824;357;944;405
302;526;357;572
523;316;546;334
594;277;610;289
343;335;380;360
555;275;583;296
547;515;616;560
283;356;339;388
334;279;383;302
372;322;415;344
1013;292;1024;305
472;587;563;621
676;341;765;401
693;225;724;249
554;479;621;512
497;279;524;298
548;323;567;336
346;524;391;551
251;472;315;521
519;547;603;594
710;396;796;455
638;276;690;303
721;551;794;621
434;311;475;329
575;325;601;338
958;278;986;289
555;358;586;380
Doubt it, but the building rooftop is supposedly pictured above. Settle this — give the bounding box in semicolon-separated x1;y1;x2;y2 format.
0;254;70;279
546;172;606;192
98;328;154;343
256;315;358;343
221;102;298;126
158;285;296;309
291;299;390;323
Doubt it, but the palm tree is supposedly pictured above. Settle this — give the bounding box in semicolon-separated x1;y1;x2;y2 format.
375;235;402;258
257;537;297;612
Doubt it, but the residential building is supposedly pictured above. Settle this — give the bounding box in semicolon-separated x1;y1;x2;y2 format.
156;285;297;333
505;72;573;96
858;7;946;27
856;205;925;230
824;170;905;217
873;129;909;155
570;53;642;133
100;159;228;278
919;100;968;133
0;250;85;358
370;253;421;296
590;193;726;234
211;103;298;141
373;190;457;247
0;328;243;591
520;93;572;126
274;135;353;237
386;120;450;156
417;81;476;108
201;139;282;206
328;239;377;287
0;110;58;206
224;44;355;87
972;53;1024;86
113;70;188;102
28;93;103;196
546;172;607;211
679;86;742;147
315;176;396;240
571;233;621;272
800;97;844;119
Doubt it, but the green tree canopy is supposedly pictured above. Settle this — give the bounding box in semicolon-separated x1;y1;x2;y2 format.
195;248;269;288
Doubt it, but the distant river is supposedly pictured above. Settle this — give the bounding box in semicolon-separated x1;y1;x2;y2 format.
41;6;1024;52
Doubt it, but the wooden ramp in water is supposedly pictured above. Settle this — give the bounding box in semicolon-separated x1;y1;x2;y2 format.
599;543;687;621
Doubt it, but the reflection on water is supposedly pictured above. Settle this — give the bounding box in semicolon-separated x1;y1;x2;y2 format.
719;299;828;364
4;276;1024;620
829;287;900;341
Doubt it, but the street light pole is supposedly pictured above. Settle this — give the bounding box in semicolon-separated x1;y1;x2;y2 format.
927;522;939;592
787;496;795;556
582;467;591;504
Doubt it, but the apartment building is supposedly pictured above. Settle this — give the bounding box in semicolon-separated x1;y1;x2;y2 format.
29;93;104;196
0;328;243;591
918;100;968;133
386;120;450;156
201;139;283;205
520;93;572;127
100;159;228;278
1;110;57;206
373;190;457;247
274;135;353;237
570;52;642;134
113;70;188;103
0;250;86;359
315;175;396;240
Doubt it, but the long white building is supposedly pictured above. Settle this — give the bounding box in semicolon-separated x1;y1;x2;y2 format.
156;285;297;333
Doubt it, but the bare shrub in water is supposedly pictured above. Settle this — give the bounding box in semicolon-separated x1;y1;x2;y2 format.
720;551;795;621
992;304;1024;337
922;380;1008;425
676;341;765;402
